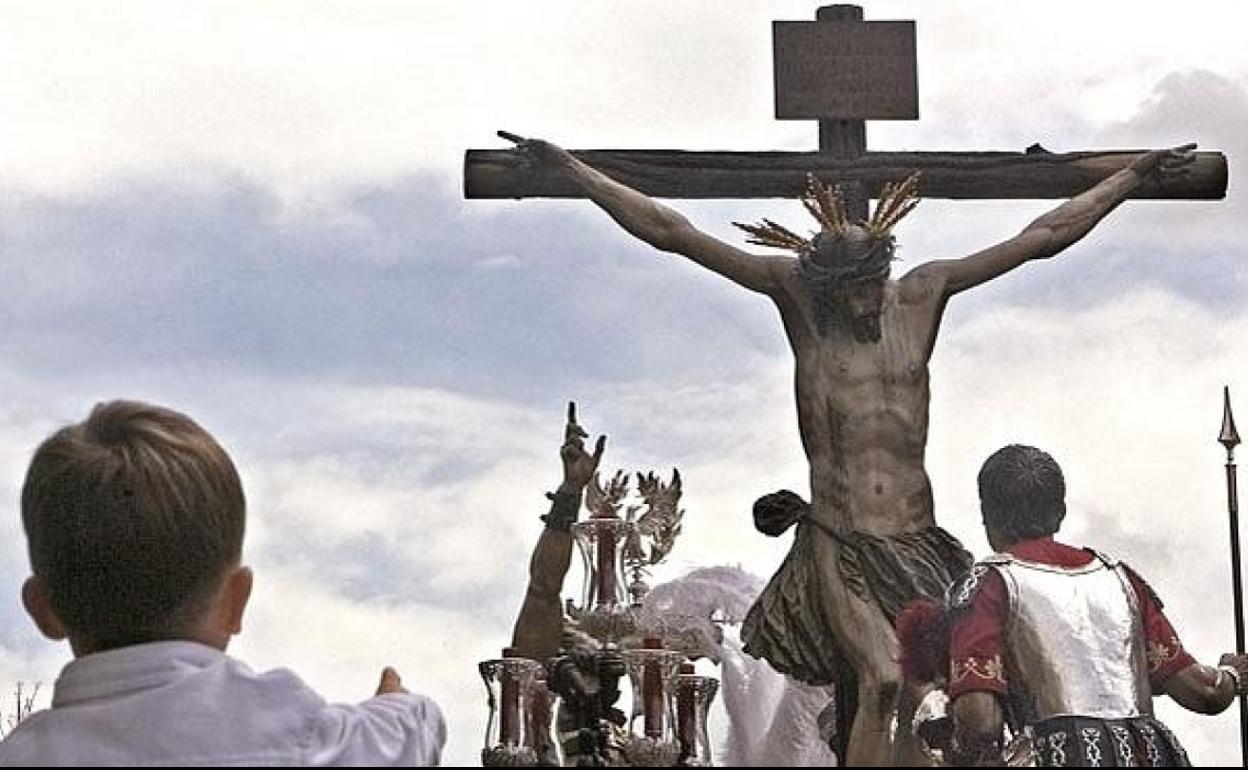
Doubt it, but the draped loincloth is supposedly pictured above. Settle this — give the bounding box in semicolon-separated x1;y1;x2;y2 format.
742;522;972;686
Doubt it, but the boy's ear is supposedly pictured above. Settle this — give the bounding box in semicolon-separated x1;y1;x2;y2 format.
22;576;68;641
221;566;253;636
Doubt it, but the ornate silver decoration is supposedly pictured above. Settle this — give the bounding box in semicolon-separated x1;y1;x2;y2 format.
1080;726;1104;767
1048;730;1068;766
947;564;990;610
1138;722;1162;766
1110;725;1134;766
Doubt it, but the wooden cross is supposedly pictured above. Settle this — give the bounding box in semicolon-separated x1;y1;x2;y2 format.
463;4;1226;210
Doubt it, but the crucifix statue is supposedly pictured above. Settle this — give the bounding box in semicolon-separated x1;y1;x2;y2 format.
465;5;1226;766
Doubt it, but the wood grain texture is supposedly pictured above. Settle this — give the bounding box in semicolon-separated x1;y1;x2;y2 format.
463;149;1227;201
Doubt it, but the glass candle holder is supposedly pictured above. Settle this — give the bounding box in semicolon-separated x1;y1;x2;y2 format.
479;649;543;767
526;670;560;767
672;662;719;767
621;638;684;767
571;516;636;642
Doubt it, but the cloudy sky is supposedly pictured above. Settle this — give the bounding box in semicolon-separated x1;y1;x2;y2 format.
1;0;1247;764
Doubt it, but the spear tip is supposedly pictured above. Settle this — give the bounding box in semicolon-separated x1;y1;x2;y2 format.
1220;385;1241;450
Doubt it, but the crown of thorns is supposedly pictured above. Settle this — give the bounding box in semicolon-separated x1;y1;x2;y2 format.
732;172;921;256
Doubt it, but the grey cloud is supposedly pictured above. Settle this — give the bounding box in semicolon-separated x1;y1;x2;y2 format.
259;528;521;629
864;69;1248;325
950;70;1248;316
0;174;783;405
5;75;1243;412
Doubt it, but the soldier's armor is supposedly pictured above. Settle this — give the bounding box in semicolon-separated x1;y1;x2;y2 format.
983;551;1152;725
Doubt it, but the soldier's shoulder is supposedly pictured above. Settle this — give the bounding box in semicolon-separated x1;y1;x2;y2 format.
945;556;1010;611
1113;557;1167;609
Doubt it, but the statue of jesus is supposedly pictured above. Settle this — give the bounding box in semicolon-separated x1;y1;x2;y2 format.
503;133;1194;764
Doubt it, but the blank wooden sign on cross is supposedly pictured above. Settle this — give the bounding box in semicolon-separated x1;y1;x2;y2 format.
773;15;917;120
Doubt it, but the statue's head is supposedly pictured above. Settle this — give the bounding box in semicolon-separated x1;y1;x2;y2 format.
809;225;892;342
977;444;1067;550
733;173;920;341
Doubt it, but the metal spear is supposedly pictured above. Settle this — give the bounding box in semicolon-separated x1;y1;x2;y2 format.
1218;385;1247;764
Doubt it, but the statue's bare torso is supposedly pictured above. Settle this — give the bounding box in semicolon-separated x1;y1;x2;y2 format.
775;268;943;536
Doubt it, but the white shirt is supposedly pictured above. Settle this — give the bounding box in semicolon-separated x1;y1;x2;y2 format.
0;641;446;767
